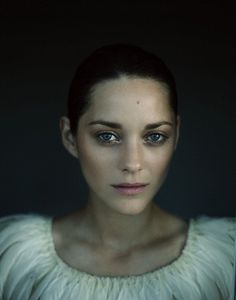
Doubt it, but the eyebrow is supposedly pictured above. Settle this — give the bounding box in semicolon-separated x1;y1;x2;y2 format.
88;120;173;129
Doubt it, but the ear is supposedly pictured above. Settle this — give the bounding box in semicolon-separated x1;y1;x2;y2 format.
174;115;181;150
59;116;79;159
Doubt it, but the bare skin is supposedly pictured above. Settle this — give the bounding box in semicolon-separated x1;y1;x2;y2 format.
55;76;188;276
53;207;188;276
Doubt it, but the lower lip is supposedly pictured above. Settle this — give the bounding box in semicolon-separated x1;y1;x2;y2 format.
112;186;147;195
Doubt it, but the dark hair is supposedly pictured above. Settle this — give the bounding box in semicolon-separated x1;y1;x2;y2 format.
67;44;178;135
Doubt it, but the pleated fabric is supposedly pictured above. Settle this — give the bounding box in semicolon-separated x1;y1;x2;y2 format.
0;214;235;300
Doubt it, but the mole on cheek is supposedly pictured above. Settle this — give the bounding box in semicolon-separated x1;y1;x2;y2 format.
136;101;140;105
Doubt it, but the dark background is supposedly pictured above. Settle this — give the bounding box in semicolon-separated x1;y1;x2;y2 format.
1;0;235;219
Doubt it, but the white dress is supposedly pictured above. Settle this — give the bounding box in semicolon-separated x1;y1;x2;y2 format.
0;214;235;300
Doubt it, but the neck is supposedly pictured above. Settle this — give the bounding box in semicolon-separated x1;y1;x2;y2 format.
83;193;164;252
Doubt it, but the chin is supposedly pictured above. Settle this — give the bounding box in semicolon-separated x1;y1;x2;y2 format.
112;199;151;216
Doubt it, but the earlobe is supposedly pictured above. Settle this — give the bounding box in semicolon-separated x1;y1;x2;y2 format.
59;116;79;159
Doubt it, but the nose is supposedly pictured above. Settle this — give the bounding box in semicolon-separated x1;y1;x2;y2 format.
119;141;143;173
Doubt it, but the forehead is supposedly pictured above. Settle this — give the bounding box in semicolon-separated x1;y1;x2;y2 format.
80;77;174;125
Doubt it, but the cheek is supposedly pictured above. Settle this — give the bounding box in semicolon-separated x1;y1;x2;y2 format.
149;147;174;176
77;141;112;183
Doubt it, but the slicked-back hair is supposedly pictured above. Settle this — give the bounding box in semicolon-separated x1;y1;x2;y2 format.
67;44;178;135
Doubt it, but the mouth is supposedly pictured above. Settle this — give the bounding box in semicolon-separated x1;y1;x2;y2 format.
111;183;149;196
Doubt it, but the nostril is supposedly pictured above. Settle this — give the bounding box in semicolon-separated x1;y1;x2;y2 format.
122;162;142;173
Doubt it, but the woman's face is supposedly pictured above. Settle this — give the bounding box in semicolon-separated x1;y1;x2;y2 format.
70;76;179;215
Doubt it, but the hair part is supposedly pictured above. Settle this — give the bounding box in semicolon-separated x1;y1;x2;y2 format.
67;44;178;135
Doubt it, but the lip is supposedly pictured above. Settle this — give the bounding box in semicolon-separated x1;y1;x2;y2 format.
111;183;149;196
112;183;149;187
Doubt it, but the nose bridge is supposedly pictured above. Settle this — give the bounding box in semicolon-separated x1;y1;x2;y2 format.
120;137;143;172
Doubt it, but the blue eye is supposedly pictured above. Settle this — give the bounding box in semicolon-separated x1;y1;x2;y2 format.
95;131;167;146
96;132;119;144
145;133;166;144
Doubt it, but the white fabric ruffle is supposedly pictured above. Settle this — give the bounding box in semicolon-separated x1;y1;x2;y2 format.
0;214;235;300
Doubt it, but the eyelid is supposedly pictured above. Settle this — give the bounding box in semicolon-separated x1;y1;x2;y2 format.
144;131;169;144
144;130;168;138
94;130;169;145
95;131;120;144
95;130;120;138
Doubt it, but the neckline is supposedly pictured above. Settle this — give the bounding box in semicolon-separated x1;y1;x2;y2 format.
46;216;194;280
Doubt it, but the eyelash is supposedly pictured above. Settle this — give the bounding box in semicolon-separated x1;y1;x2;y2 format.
94;131;168;146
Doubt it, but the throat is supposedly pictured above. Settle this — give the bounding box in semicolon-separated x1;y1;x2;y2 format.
85;202;161;251
52;205;189;277
53;215;189;277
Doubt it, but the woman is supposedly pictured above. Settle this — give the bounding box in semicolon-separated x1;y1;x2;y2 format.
0;44;235;299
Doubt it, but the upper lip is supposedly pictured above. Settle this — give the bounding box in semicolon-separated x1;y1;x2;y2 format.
112;183;149;187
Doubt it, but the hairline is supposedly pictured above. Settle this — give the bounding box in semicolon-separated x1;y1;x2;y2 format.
72;74;175;135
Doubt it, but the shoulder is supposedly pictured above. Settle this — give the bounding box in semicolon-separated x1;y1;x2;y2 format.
152;216;236;300
0;213;48;228
193;215;235;242
0;214;53;298
190;215;235;262
0;213;51;257
0;213;49;238
185;216;236;299
0;214;50;248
